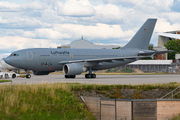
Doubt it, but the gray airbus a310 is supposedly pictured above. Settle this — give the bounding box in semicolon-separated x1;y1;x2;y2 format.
4;19;173;79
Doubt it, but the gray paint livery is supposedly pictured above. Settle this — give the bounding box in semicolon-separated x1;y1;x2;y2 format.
4;19;173;78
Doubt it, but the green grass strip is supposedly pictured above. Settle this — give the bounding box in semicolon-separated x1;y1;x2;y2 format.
0;80;12;83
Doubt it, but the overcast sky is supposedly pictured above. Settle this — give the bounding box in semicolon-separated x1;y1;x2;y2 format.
0;0;180;54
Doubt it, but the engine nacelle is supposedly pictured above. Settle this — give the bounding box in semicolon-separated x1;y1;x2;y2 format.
63;63;87;75
33;70;51;75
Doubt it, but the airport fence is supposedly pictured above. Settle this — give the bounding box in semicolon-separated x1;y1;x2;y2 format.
100;98;180;120
81;96;180;120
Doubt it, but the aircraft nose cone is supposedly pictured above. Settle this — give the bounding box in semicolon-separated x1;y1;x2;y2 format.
4;57;12;65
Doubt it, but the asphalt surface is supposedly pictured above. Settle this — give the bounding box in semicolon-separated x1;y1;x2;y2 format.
1;74;180;85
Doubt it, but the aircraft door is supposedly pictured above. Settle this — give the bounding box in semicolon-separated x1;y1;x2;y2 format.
123;52;126;57
120;52;126;57
25;51;34;69
27;51;33;61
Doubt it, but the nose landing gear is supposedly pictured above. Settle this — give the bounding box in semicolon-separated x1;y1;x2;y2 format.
26;74;31;79
26;70;31;79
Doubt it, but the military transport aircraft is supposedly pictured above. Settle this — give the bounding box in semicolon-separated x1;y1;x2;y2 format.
4;19;173;79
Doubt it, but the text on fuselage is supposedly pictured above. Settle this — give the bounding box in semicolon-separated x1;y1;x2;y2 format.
50;51;69;55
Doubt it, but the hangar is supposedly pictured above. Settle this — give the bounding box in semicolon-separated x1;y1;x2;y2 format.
57;37;120;49
122;60;173;73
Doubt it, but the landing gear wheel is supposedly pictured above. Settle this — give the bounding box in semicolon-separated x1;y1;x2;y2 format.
5;74;9;79
65;75;69;78
12;74;16;78
71;75;76;78
91;74;96;78
65;75;76;79
85;74;96;78
85;74;91;78
26;74;31;79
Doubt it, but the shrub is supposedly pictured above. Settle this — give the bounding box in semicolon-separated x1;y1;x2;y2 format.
120;67;134;73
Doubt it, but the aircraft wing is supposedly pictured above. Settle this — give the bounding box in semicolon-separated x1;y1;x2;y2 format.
158;32;180;39
59;56;145;64
138;50;174;56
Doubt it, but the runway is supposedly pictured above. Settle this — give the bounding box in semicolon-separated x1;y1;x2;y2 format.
1;74;180;85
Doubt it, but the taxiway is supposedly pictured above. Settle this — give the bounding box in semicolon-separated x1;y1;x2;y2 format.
1;74;180;85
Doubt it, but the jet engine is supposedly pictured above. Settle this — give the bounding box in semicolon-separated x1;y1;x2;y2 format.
33;70;51;75
63;63;87;75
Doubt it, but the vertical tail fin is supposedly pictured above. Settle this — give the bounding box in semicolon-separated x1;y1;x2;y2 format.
122;19;157;49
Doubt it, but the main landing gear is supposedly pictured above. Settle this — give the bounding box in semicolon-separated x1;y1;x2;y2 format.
65;75;76;78
85;67;96;79
85;74;96;78
64;68;96;79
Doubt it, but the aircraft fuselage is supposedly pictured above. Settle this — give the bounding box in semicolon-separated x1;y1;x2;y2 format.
5;48;148;71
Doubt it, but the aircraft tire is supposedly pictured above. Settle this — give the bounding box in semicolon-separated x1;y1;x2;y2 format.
26;74;31;79
65;75;69;78
71;75;76;78
65;75;76;78
5;74;9;79
85;74;91;79
91;74;96;78
12;74;16;78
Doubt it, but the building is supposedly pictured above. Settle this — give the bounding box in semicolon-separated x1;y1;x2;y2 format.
119;60;173;73
57;38;120;49
155;30;180;60
158;30;180;47
153;47;168;60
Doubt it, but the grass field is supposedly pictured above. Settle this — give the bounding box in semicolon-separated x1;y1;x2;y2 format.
70;82;180;91
0;83;95;120
1;82;180;119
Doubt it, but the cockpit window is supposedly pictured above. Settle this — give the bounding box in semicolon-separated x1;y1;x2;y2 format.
11;54;19;56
